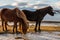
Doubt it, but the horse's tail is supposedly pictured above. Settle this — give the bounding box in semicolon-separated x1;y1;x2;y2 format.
0;8;7;20
0;10;1;19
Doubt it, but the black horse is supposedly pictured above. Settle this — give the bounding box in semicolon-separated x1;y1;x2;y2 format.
22;6;54;32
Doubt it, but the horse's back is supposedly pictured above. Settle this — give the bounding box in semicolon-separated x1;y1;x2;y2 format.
22;10;37;21
1;8;19;22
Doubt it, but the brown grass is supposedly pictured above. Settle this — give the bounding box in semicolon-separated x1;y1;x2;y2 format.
0;25;60;33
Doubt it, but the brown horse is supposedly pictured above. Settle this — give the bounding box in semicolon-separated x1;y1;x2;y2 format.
1;8;28;34
22;6;54;32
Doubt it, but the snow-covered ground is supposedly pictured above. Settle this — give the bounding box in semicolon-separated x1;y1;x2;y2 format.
0;21;60;26
0;31;60;40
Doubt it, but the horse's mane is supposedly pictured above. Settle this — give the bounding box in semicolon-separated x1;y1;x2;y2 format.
47;6;52;9
36;6;53;11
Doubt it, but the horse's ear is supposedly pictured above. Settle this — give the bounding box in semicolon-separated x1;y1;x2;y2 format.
48;6;51;7
49;6;52;8
48;6;53;10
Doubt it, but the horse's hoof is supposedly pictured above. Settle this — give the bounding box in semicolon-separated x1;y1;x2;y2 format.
3;29;5;31
5;30;9;33
38;29;41;33
15;37;23;39
12;31;15;34
35;30;37;32
23;32;27;34
34;28;37;32
5;30;7;32
16;31;21;34
12;32;15;34
3;31;7;33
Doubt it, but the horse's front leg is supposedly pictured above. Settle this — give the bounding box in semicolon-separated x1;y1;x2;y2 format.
35;21;38;32
38;21;41;32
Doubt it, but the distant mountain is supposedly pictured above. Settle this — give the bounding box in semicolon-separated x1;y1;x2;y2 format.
0;5;16;9
19;7;36;11
54;10;60;13
0;5;36;11
32;4;49;7
18;2;27;6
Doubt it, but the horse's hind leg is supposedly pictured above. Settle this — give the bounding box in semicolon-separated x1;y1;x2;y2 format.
2;20;4;31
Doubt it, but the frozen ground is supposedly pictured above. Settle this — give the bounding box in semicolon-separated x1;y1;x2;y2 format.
0;31;60;40
0;19;60;40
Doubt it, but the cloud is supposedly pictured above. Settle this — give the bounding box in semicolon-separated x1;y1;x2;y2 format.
14;0;28;2
55;1;60;7
52;1;60;10
0;0;60;10
11;2;18;6
26;1;46;7
0;0;14;6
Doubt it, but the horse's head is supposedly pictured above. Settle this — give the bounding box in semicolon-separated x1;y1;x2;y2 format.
47;6;54;16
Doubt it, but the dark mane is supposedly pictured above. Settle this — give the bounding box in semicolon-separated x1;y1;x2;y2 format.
36;6;53;11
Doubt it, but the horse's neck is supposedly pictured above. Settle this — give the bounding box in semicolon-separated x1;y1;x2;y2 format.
43;9;48;16
37;9;48;17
